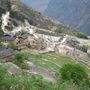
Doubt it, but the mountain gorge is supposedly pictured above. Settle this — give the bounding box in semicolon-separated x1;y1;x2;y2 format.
0;0;90;90
44;0;90;35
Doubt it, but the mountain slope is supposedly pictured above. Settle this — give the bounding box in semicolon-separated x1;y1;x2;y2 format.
0;1;90;90
44;0;90;35
0;0;79;36
0;0;59;31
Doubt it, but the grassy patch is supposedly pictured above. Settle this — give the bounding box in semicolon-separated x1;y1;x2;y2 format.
18;52;75;72
14;51;90;74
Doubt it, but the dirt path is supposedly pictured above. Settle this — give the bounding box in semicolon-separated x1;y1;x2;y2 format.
26;61;56;82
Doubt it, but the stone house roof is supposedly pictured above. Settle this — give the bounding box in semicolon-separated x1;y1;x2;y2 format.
0;48;14;58
2;35;15;41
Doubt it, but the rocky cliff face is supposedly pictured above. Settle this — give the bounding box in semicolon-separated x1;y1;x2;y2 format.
0;0;60;31
0;0;79;37
44;0;90;35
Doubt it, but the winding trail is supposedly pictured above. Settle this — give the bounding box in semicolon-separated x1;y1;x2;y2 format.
26;61;56;82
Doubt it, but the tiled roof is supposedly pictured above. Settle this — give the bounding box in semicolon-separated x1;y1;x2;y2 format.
0;48;14;58
2;35;15;41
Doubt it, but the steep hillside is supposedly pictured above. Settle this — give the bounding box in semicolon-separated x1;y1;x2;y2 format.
0;0;59;31
44;0;90;35
0;0;80;36
0;0;90;89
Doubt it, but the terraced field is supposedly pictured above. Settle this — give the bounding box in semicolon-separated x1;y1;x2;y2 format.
20;51;76;72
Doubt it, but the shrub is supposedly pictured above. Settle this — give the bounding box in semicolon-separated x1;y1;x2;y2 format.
7;43;18;50
60;64;89;85
15;52;30;62
0;24;3;39
55;25;65;33
79;45;88;53
76;32;88;39
0;43;5;49
14;52;30;69
0;64;7;81
15;53;25;63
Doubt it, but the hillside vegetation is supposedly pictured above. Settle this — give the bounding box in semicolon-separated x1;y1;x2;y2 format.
0;0;90;90
0;51;90;90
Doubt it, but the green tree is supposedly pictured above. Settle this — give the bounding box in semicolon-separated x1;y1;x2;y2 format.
15;53;24;63
79;45;88;53
76;32;88;39
55;25;65;33
59;64;89;85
